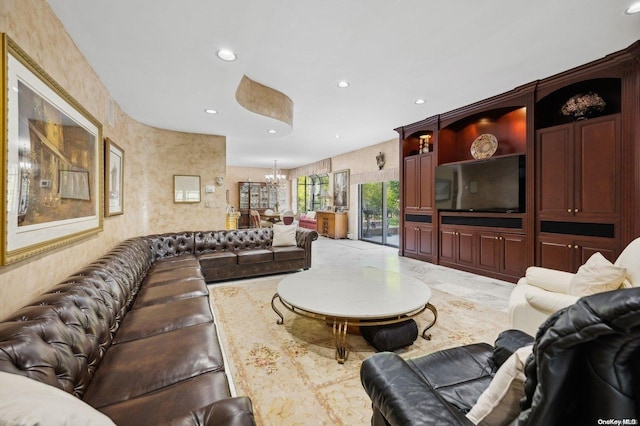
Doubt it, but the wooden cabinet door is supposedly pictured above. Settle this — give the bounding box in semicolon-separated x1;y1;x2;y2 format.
403;223;418;255
537;124;574;219
538;235;575;272
575;115;620;219
478;232;500;271
417;224;434;258
501;234;528;277
439;228;456;263
573;237;619;266
457;230;475;267
418;154;433;212
403;157;419;211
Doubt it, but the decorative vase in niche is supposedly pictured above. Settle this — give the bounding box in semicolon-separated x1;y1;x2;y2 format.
561;91;606;121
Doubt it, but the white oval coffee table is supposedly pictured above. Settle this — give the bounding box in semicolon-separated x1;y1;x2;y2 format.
271;266;437;363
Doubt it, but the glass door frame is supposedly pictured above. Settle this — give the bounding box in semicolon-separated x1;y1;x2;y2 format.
358;180;399;248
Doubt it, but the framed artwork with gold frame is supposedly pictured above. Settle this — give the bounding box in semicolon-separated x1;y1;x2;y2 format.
0;34;103;265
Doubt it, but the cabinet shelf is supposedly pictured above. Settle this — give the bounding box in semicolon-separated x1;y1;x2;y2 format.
437;152;523;167
535;78;621;129
438;106;527;164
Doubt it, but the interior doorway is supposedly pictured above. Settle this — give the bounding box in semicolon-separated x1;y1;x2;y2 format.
359;181;399;247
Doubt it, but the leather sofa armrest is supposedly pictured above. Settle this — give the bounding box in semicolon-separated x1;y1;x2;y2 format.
169;397;256;426
360;352;473;426
524;286;578;314
295;228;318;246
525;266;575;293
492;329;534;368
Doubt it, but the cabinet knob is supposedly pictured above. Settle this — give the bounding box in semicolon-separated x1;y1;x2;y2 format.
567;244;572;248
567;209;572;213
574;209;579;213
495;237;498;240
574;245;579;249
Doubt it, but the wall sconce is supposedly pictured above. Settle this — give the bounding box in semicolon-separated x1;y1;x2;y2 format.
215;176;225;186
376;152;386;170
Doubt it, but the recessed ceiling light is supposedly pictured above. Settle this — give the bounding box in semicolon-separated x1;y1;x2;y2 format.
334;134;341;138
415;98;426;105
268;129;277;134
337;81;350;88
204;109;218;114
626;2;640;13
216;49;237;61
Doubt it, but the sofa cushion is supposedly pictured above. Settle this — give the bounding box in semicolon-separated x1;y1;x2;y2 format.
143;267;203;287
199;251;238;268
83;323;224;408
236;249;273;264
407;343;494;412
149;256;200;273
466;345;533;425
569;252;627;296
98;372;232;426
270;246;305;262
272;224;297;247
0;371;116;425
114;297;213;344
133;279;208;308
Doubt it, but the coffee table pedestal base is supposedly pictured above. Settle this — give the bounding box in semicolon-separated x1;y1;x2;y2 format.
271;293;438;364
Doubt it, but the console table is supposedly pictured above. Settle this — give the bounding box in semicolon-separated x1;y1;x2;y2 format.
316;211;347;239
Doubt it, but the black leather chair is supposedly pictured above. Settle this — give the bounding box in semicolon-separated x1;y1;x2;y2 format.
360;287;640;425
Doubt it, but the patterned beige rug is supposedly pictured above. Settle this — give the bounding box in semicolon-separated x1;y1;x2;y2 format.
210;275;509;426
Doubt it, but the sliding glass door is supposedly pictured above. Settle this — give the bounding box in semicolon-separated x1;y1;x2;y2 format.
359;181;399;247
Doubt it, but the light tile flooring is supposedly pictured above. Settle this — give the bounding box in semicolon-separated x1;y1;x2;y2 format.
312;236;515;312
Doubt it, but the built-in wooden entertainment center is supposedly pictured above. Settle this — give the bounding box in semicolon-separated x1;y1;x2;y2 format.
397;41;639;283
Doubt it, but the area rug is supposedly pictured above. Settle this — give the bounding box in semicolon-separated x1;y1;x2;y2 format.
209;275;509;426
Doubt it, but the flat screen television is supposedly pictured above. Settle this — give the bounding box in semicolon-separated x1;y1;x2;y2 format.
435;154;526;213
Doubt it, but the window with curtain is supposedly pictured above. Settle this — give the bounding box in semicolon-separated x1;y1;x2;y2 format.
297;174;329;212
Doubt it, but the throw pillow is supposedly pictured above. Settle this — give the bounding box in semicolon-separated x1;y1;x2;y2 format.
466;345;533;426
568;252;627;296
305;211;316;220
0;371;116;425
272;224;297;247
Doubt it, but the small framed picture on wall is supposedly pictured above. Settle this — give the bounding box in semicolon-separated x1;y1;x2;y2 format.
333;169;349;209
105;138;124;216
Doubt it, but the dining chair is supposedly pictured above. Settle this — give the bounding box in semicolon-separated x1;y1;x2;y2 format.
281;210;295;225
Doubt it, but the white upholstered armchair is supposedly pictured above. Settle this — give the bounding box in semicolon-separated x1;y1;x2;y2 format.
508;237;640;335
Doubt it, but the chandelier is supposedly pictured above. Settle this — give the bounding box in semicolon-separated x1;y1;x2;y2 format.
265;160;286;187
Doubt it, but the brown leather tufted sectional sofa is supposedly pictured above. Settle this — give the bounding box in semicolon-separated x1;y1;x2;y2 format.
0;227;318;425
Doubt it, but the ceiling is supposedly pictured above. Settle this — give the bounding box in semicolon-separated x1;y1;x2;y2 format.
46;1;640;169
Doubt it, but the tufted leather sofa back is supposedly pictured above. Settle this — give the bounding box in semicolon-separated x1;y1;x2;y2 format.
148;231;196;260
0;237;153;397
195;228;273;253
0;228;286;398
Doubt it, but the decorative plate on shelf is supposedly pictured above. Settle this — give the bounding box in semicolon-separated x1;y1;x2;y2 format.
470;134;498;159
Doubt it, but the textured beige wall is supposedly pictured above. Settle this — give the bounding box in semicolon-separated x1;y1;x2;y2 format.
0;0;226;318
